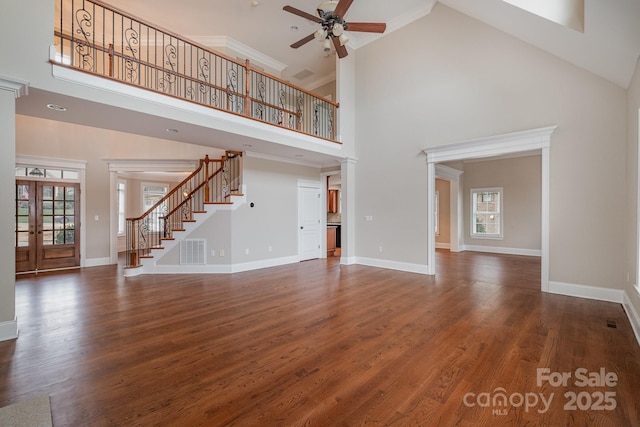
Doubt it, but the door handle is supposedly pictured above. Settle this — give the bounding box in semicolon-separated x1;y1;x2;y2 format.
300;226;303;229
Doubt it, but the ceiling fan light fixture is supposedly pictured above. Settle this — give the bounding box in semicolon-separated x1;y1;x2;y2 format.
338;33;349;46
314;28;327;41
332;22;345;37
322;38;332;52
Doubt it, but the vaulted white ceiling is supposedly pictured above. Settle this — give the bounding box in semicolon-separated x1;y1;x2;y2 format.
99;0;640;89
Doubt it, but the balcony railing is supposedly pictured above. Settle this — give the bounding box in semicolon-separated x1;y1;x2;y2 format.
53;0;339;142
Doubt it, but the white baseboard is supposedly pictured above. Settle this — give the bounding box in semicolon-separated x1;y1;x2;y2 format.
84;257;112;267
435;242;451;250
0;317;18;342
133;255;299;275
340;256;357;265
623;289;640;347
464;245;541;257
231;256;300;273
548;281;624;303
355;257;430;275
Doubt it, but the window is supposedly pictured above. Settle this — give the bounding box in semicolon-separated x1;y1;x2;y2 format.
471;188;503;239
117;181;126;235
435;190;440;236
15;166;79;180
142;184;168;232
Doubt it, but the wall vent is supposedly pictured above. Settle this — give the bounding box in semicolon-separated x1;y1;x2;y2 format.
180;239;206;265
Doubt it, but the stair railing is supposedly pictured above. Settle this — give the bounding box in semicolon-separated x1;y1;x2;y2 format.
125;151;242;268
52;0;339;142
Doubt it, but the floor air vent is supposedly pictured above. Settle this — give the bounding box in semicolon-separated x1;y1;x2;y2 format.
180;239;206;265
606;320;617;329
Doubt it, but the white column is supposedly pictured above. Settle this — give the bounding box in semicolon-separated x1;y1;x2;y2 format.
0;76;28;341
340;157;357;265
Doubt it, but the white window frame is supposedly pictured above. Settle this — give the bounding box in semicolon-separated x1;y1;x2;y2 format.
470;187;503;239
117;180;126;236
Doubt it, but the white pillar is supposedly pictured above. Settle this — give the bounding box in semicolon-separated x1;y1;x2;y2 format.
340;157;356;265
0;76;28;341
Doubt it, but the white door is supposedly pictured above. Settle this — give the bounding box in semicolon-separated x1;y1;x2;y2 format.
298;185;321;261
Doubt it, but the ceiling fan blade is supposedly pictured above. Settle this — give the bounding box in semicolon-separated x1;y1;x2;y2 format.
333;0;354;19
283;5;322;23
346;22;387;33
291;33;316;49
333;37;348;58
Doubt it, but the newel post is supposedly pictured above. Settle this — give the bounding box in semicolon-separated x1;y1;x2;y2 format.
204;155;210;203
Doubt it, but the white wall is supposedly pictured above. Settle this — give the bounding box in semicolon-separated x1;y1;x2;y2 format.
354;4;627;288
462;155;541;252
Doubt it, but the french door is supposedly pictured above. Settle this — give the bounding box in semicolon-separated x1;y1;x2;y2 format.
15;180;80;273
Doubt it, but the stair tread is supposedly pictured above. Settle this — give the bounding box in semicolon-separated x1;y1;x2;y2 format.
205;202;233;205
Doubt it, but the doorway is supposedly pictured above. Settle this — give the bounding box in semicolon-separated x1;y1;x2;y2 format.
298;180;322;261
15;180;81;272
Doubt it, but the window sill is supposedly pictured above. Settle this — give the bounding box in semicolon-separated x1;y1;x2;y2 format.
470;235;504;240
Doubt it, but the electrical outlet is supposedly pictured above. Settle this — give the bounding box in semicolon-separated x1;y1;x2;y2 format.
211;250;216;257
378;246;383;252
268;246;272;252
220;249;225;257
245;248;250;255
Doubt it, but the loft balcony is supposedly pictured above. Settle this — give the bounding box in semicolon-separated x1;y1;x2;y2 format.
51;0;339;144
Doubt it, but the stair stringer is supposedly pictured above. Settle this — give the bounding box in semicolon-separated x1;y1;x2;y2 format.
125;191;246;276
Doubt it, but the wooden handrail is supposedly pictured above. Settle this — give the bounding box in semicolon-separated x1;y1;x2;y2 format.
125;156;209;223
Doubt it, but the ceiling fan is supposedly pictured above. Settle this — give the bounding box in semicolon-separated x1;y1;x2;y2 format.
283;0;386;58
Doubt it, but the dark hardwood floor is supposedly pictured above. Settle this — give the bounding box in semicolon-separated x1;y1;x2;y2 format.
1;251;639;426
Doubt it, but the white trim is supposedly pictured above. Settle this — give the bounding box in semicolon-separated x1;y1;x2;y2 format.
548;281;624;303
435;242;451;250
463;245;541;257
425;125;556;290
188;35;287;72
0;317;18;342
246;151;324;169
470;187;504;239
106;158;199;173
84;257;112;267
0;74;29;98
125;255;299;276
623;290;640;347
436;164;463;253
355;257;429;275
426;126;556;163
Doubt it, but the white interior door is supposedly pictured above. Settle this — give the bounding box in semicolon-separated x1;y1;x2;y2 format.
298;184;321;261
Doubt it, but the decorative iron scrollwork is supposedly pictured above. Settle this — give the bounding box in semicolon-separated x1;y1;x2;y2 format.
74;7;94;71
159;44;177;93
254;80;266;119
124;27;139;82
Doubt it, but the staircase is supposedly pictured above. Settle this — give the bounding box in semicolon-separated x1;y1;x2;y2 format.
124;151;244;276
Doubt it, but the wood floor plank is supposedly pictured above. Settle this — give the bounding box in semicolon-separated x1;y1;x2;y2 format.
1;251;639;425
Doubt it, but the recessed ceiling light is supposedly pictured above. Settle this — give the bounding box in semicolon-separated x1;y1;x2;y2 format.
295;154;304;158
46;103;67;111
166;128;179;133
290;25;299;32
242;144;253;147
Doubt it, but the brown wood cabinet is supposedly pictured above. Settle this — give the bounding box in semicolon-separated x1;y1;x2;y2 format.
327;226;337;257
328;190;339;213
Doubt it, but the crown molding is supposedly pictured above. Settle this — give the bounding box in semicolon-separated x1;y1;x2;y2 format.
0;74;29;98
188;35;287;72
